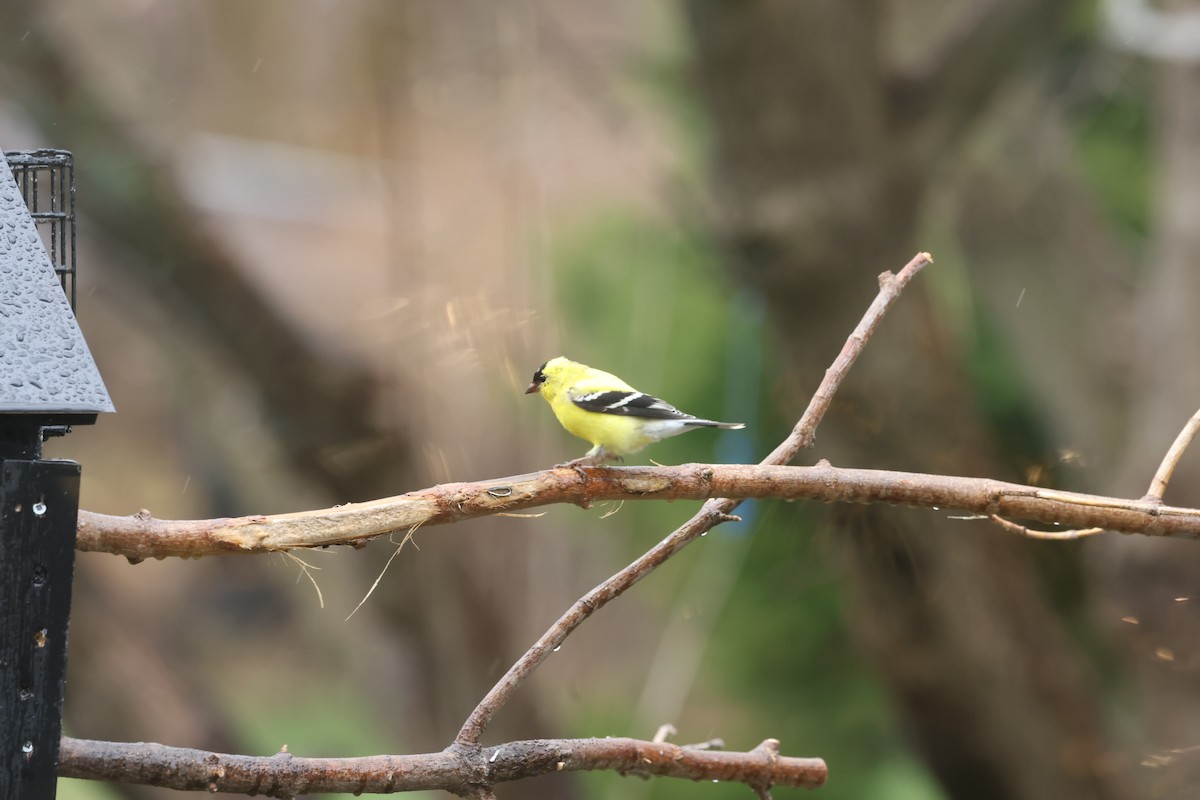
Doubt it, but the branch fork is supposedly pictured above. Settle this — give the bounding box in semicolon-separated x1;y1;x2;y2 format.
60;252;936;794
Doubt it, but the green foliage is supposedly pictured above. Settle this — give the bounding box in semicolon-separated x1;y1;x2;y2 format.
231;683;386;760
56;778;122;800
963;304;1056;479
1073;85;1152;242
1057;7;1153;243
223;668;440;800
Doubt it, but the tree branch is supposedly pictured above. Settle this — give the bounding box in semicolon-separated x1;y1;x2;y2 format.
1145;407;1200;502
58;736;827;797
76;463;1200;560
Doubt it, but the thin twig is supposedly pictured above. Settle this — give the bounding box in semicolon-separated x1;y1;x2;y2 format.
344;525;417;621
283;551;326;608
453;252;933;746
57;735;827;796
1146;407;1200;501
988;514;1104;540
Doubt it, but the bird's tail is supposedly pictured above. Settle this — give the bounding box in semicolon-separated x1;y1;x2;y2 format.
685;419;746;430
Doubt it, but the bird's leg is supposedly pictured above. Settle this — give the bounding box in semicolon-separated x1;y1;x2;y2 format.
556;445;620;475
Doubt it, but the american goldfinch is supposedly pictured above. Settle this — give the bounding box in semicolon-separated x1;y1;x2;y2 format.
525;356;745;465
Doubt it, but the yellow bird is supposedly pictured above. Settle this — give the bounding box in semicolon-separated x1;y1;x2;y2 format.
526;357;745;465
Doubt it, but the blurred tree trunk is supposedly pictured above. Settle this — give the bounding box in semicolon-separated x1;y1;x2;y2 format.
686;2;1131;798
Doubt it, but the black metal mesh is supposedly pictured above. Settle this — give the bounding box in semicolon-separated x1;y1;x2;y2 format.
4;150;76;311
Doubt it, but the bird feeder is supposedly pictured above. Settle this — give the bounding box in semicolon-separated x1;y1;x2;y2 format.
0;150;113;800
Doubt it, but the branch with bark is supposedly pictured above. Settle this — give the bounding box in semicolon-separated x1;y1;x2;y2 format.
77;461;1200;560
58;736;826;797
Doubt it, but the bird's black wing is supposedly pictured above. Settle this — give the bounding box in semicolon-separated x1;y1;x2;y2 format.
572;391;694;420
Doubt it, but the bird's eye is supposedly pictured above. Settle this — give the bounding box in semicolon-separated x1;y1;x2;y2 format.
531;369;546;385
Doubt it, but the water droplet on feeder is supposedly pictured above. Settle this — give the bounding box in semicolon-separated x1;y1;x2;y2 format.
32;501;46;516
34;629;47;647
18;688;32;701
22;741;33;755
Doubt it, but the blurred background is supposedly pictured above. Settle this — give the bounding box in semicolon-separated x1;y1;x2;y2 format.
3;0;1199;798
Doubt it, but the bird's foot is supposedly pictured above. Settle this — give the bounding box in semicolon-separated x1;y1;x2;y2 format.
556;456;598;480
555;452;622;478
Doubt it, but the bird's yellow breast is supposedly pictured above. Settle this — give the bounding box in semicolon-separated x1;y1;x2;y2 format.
548;393;654;456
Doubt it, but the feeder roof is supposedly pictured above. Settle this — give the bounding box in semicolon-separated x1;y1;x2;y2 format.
0;156;113;418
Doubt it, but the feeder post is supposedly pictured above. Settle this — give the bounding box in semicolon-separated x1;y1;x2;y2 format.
0;456;81;799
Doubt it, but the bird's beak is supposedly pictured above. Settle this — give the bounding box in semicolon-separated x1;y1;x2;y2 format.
525;382;540;395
